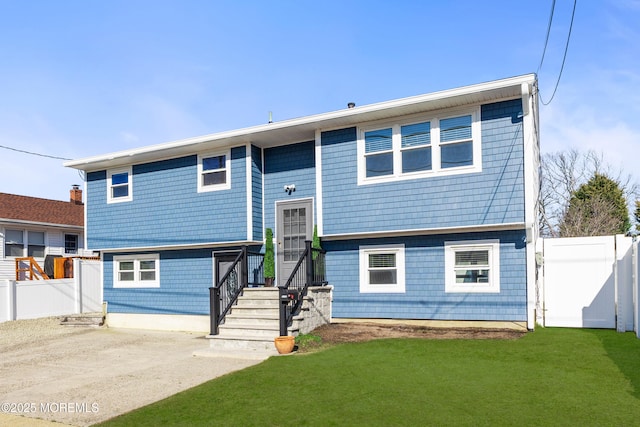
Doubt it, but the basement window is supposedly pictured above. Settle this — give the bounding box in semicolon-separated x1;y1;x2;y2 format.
113;254;160;288
445;240;500;293
359;244;405;293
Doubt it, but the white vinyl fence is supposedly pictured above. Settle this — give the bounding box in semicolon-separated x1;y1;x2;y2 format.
540;235;639;337
0;259;101;323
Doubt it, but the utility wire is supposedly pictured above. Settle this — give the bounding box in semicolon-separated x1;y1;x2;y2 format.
539;0;578;106
0;144;71;161
537;0;556;74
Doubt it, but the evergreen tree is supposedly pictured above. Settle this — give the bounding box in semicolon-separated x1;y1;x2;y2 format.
559;173;630;237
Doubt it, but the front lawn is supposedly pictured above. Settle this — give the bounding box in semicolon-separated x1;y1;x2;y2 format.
97;328;640;426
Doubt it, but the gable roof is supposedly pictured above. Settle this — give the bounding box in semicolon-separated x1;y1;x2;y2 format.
64;74;536;172
0;193;84;228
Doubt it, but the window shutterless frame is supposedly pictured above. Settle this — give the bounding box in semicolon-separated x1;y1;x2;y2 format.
357;107;481;185
444;239;500;293
198;150;231;192
107;167;133;203
113;253;160;288
359;244;406;293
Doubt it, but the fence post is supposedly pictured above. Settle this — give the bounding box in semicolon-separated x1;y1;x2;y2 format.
241;246;248;288
8;280;16;321
279;287;288;336
74;258;82;314
305;240;313;286
210;287;220;335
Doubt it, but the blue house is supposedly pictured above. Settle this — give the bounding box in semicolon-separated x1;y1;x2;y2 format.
65;74;540;335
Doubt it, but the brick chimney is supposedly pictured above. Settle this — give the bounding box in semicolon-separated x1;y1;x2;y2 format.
70;184;83;205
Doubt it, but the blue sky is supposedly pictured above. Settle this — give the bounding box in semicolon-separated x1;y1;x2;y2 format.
0;0;638;201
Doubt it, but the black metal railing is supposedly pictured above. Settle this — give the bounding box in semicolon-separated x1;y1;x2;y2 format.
209;247;264;335
279;240;327;336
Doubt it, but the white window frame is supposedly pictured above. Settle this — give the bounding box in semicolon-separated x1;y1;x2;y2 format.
445;239;500;293
198;150;231;192
64;234;79;255
27;231;46;258
3;229;48;258
113;253;160;288
107;167;133;203
359;244;405;293
4;228;25;258
357;107;481;185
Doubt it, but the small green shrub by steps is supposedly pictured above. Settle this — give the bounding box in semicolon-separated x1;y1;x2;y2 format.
295;333;322;350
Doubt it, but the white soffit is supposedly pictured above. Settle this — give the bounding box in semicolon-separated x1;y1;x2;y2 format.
65;74;535;171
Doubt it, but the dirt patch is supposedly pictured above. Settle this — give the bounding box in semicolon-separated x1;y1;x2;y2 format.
297;322;526;352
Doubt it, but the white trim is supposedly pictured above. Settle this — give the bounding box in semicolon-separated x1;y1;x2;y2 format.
97;239;263;254
522;82;539;329
261;147;265;240
357;107;481;185
315;129;324;236
65;75;536;172
444;239;500;293
107;167;132;204
245;143;252;241
113;253;160;288
359;244;405;293
197;149;231;192
321;222;525;241
0;219;83;229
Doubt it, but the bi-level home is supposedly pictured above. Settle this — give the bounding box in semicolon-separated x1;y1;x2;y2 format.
0;186;92;280
65;74;540;334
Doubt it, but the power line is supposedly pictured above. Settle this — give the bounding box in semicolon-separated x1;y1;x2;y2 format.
0;144;71;161
539;0;578;106
537;0;556;74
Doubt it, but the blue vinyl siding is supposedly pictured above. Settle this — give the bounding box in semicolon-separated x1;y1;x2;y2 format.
263;141;316;230
251;145;263;241
87;147;249;249
325;230;527;321
321;99;525;235
103;249;213;315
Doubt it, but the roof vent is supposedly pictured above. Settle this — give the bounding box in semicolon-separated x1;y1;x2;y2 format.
347;102;356;109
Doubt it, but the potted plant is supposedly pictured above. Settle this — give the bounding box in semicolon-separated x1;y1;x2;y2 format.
274;335;295;354
264;228;275;287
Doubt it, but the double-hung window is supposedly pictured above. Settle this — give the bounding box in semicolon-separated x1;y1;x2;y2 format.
359;244;405;293
4;229;24;257
198;150;231;192
445;240;500;293
113;254;159;288
358;108;480;184
4;230;46;258
107;167;133;203
65;234;79;255
27;231;45;257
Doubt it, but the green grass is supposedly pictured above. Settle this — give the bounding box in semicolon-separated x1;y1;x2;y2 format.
96;328;640;426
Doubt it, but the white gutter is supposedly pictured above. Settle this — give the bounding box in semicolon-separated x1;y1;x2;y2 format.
64;74;536;172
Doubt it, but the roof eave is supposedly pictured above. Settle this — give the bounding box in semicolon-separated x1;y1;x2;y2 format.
64;74;536;172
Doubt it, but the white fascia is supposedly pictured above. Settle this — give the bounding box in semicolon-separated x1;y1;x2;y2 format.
245;143;253;241
315;129;323;236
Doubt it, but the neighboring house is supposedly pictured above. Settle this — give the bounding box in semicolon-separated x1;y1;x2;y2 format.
65;74;540;331
0;186;92;279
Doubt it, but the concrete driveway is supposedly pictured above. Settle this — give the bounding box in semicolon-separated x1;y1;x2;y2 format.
0;318;266;426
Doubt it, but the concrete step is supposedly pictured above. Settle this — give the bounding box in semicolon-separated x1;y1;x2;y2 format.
241;287;280;298
59;313;104;327
229;306;279;316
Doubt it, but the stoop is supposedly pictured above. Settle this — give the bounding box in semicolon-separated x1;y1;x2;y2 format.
202;288;300;357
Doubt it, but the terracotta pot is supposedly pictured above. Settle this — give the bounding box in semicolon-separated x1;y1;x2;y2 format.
264;277;274;287
274;336;295;354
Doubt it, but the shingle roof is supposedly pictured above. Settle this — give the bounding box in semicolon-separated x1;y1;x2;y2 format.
0;193;83;227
